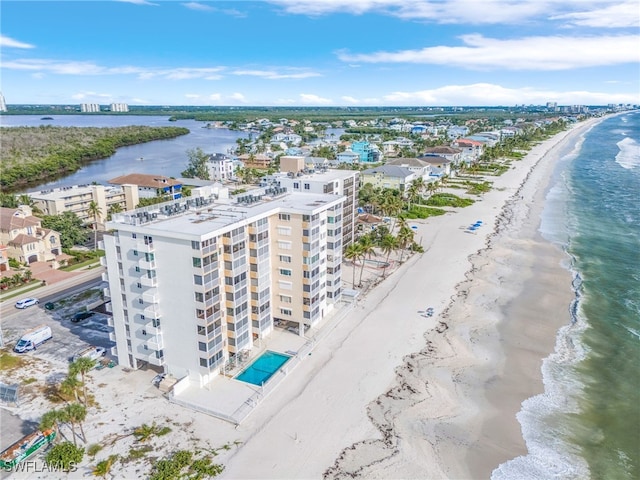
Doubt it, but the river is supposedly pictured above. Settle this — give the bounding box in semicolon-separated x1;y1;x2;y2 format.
0;115;251;193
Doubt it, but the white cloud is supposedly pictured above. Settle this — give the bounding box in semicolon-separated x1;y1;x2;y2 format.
267;0;595;25
338;34;640;70
551;1;639;28
3;59;226;80
378;83;640;106
299;93;332;104
232;69;321;79
230;93;247;103
71;91;113;100
116;0;159;6
0;35;35;49
181;2;214;12
341;96;359;103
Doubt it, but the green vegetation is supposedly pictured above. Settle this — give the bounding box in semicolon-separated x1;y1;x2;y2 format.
0;351;25;371
466;181;492;195
45;442;85;472
125;445;154;462
403;205;447;219
87;443;104;459
181;147;210;180
1;125;189;191
149;450;224;480
424;193;474;208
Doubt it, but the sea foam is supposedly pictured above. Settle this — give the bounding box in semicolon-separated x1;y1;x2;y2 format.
615;137;640;170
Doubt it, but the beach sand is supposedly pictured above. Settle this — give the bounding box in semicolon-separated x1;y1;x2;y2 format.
0;117;603;480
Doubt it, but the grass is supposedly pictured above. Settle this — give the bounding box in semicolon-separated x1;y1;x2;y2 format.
60;259;100;271
424;193;474;208
403;206;447;219
0;351;25;371
22;377;38;385
466;181;492;195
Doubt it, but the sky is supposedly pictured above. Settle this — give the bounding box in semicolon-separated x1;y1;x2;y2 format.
1;0;639;107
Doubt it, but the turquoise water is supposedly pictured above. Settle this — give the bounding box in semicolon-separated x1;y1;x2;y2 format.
235;351;291;386
494;112;640;479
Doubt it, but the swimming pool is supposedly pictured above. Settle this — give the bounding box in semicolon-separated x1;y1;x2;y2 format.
235;350;291;386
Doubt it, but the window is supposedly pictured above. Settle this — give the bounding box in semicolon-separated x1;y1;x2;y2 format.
132;233;137;239
279;255;291;263
304;183;310;190
278;213;290;221
278;280;293;290
133;250;138;256
194;275;203;285
280;295;292;304
277;241;292;250
280;308;292;316
277;226;291;236
279;268;292;276
191;240;200;250
293;182;299;189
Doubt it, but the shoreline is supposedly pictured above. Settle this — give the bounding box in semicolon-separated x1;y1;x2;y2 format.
318;116;604;480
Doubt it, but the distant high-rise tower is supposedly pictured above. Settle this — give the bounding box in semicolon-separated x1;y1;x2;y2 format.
81;103;101;113
0;92;7;112
110;103;129;112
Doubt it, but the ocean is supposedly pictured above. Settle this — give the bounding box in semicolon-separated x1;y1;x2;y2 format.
494;112;640;479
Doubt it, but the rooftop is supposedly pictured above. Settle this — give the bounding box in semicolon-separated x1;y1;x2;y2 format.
109;173;182;188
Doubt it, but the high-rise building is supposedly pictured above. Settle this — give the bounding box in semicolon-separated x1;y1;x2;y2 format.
0;92;7;112
110;103;129;112
267;156;358;247
81;103;101;113
101;187;345;387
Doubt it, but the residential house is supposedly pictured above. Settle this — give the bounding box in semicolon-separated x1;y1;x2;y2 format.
237;153;272;169
0;206;62;265
109;174;183;201
422;146;463;166
385;158;432;181
419;155;452;177
336;150;361;164
452;138;485;163
360;165;415;192
271;133;302;146
351;141;379;163
207;153;236;182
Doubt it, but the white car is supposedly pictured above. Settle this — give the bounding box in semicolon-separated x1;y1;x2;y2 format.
15;298;39;309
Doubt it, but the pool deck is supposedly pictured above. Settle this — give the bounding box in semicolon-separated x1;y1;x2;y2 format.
170;302;356;424
170;329;309;424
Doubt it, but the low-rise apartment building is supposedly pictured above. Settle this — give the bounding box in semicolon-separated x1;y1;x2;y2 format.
31;184;139;228
102;188;345;387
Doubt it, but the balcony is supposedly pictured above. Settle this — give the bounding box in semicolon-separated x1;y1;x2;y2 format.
146;334;164;351
100;257;108;267
104;302;112;313
139;258;156;270
97;240;105;250
143;323;161;336
140;275;157;288
136;240;155;253
142;290;159;304
107;317;115;327
101;272;109;283
144;305;161;319
109;332;117;342
103;287;111;299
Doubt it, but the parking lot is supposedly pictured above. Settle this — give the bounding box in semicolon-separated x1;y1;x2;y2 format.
2;288;114;366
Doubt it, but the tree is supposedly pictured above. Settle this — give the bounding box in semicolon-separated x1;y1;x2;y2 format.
87;201;102;250
60;375;82;403
343;243;362;288
40;211;88;248
40;409;67;441
45;442;84;472
107;203;122;221
181;147;210;180
64;403;88;445
357;235;376;287
70;357;97;405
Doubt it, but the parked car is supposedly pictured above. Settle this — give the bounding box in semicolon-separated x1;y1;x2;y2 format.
71;311;95;322
14;325;52;353
71;346;106;363
15;298;39;309
44;302;55;310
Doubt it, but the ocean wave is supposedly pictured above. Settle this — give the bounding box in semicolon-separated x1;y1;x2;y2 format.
615;137;640;170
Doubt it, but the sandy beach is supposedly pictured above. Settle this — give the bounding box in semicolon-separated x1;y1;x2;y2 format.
0;117;604;480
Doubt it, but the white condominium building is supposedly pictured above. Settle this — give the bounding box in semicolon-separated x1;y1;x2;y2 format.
0;92;7;112
102;187;345;387
266;156;358;247
110;103;129;112
81;103;101;113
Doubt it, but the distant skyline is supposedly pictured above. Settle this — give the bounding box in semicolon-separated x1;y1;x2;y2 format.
2;0;639;107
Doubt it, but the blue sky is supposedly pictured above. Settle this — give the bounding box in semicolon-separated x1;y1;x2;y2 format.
2;0;639;106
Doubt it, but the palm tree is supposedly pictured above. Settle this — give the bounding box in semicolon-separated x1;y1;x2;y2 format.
87;201;102;250
40;409;67;441
379;234;398;278
397;224;415;264
63;403;87;445
107;203;123;221
357;236;376;286
70;357;97;405
60;375;82;403
343;243;362;288
93;455;119;479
